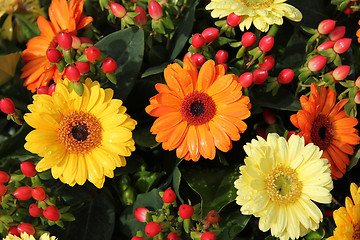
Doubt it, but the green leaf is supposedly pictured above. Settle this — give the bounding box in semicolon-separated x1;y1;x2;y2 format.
300;25;316;35
95;27;144;100
132;123;159;148
141;62;168;78
0;123;32;159
13;13;40;39
217;207;251;240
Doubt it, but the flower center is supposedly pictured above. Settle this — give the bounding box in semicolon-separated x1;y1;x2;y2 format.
310;114;334;150
353;223;360;240
240;0;273;9
58;111;103;154
265;165;303;205
180;91;216;126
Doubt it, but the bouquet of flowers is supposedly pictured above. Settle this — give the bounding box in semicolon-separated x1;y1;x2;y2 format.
0;0;360;239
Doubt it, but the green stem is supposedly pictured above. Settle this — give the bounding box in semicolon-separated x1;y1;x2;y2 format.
266;24;281;37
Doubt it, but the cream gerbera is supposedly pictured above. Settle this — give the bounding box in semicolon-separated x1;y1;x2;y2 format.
4;232;57;240
206;0;303;32
234;133;333;240
24;78;137;188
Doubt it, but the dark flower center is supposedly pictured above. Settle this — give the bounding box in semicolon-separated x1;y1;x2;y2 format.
180;91;216;126
310;114;334;150
71;124;90;141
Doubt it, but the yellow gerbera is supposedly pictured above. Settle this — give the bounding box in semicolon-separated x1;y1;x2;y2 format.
24;78;137;188
234;133;333;240
4;232;57;240
327;183;360;240
205;0;303;32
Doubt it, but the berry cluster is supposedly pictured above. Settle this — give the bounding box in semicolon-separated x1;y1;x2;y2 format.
131;188;220;240
0;162;74;238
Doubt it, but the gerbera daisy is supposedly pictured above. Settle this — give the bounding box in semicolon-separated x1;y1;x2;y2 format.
290;83;360;180
24;78;137;188
234;133;333;240
4;232;57;240
205;0;303;32
20;0;93;92
145;58;251;161
327;183;360;240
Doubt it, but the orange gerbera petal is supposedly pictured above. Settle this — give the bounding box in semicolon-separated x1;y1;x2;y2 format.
146;59;251;161
21;0;92;92
291;83;360;179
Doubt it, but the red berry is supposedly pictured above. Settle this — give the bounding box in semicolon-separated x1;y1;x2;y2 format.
238;72;253;88
354;91;360;104
20;162;37;177
0;184;7;196
29;203;43;217
190;53;206;67
167;232;180;240
71;35;81;49
201;28;219;43
111;3;126;18
163;189;176;203
256;127;266;139
317;19;336;35
241;32;256;47
226;12;241;27
355;76;360;88
329;26;346;41
259;55;275;71
259;35;274;52
43;206;60;222
308;55;327;72
286;131;296;141
76;61;91;74
333;38;352;54
215;50;228;64
145;221;162;237
131;237;145;240
7;226;20;237
48;83;56;96
179;204;194;219
148;0;163;20
0;98;15;114
0;171;10;184
57;32;73;50
332;65;350;81
17;223;35;235
102;57;117;73
86;46;101;62
192;33;205;49
134;6;147;26
253;69;268;85
37;86;49;95
79;37;94;45
205;211;220;224
65;65;81;82
317;41;335;51
277;68;295;84
183;52;192;62
13;186;32;201
344;7;354;15
46;48;62;63
134;207;149;222
32;186;46;201
262;109;276;125
201;231;216;240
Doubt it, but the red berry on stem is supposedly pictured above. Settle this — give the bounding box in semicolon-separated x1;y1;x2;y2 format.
332;65;350;81
17;223;35;235
134;207;149;222
354;91;360;104
7;226;20;237
79;37;94;45
262;109;276;125
57;32;73;50
344;6;354;15
86;46;101;62
71;35;81;49
76;61;91;74
259;35;274;52
205;211;220;224
111;2;126;18
201;231;216;240
355;76;360;88
317;41;335;51
201;27;219;43
0;184;7;196
183;52;192;62
13;186;32;201
48;83;56;96
20;162;37;177
167;232;180;240
215;50;228;64
134;6;147;26
102;57;117;73
238;72;253;88
277;68;295;84
226;12;241;27
259;55;275;71
179;204;194;219
148;0;163;20
131;237;145;240
190;53;206;67
32;186;46;201
192;33;205;49
0;171;10;184
0;98;15;114
29;203;43;217
317;19;336;35
46;48;62;63
145;221;162;237
307;55;327;72
333;38;352;54
37;86;49;95
329;26;346;41
65;65;81;82
241;32;256;47
43;206;60;221
163;189;176;203
286;131;296;141
253;69;268;85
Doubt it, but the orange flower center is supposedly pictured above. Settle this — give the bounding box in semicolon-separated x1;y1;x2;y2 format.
58;111;103;154
180;91;216;126
310;114;334;150
354;223;360;240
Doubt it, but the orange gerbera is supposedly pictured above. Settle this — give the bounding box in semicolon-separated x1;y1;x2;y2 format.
145;58;251;161
327;183;360;240
290;83;360;180
21;0;93;92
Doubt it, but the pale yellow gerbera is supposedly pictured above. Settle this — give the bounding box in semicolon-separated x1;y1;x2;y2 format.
4;232;57;240
234;133;333;240
24;78;137;188
327;183;360;240
206;0;303;32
